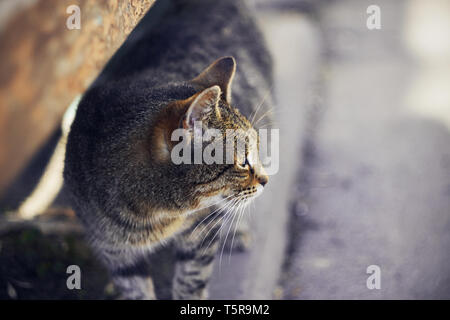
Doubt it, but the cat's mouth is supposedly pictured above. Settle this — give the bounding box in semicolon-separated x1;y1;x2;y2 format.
232;184;264;202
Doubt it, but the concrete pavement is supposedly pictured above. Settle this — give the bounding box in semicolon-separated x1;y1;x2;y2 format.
209;9;321;299
282;0;450;299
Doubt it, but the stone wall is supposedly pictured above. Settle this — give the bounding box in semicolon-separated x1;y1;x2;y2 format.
0;0;154;195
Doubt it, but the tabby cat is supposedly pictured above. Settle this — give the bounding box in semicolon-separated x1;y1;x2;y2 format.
64;0;273;299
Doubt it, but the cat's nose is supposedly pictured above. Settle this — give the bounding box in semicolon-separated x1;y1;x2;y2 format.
258;174;268;187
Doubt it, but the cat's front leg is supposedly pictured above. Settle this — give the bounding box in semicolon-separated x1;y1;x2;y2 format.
96;245;156;300
111;262;156;300
172;216;221;300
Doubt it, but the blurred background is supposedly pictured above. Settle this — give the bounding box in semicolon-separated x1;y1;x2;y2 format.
0;0;449;299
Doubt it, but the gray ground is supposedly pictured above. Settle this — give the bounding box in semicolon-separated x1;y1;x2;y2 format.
211;0;450;299
284;0;450;300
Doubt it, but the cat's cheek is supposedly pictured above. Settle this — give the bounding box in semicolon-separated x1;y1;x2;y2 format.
220;187;235;198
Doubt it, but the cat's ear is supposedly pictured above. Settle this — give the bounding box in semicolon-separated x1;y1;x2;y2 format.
182;85;221;130
191;56;236;103
151;86;220;162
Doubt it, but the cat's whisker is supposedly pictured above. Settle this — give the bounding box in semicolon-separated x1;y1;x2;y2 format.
254;107;276;127
256;117;276;125
218;199;241;268
250;198;256;219
227;199;245;264
198;197;239;243
189;194;235;235
252;198;256;216
189;193;234;216
218;195;249;268
255;107;291;127
202;195;244;256
195;198;237;241
255;118;277;128
251;85;273;125
189;204;227;241
201;202;235;256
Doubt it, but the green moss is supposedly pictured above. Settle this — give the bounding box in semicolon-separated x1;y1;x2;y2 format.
0;225;175;299
0;227;115;299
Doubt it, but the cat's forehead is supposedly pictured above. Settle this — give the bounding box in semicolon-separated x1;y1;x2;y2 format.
162;82;198;100
217;102;252;129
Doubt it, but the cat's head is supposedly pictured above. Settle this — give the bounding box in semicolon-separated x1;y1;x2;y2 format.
149;57;268;211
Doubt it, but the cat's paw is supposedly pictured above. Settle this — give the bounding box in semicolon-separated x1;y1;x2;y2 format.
173;287;209;300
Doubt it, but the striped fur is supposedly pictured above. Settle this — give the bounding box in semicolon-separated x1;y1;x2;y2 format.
64;0;273;299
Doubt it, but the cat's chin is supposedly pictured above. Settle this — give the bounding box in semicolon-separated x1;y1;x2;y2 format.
253;185;264;198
